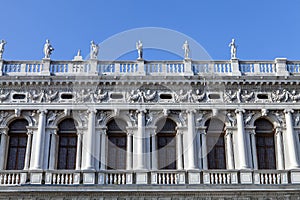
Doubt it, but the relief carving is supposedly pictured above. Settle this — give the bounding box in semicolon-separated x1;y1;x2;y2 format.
0;89;10;103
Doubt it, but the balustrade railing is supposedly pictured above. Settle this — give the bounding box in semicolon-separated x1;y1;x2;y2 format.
45;171;81;185
151;171;185;184
0;59;296;77
254;171;288;185
0;171;27;185
98;171;133;184
203;170;238;184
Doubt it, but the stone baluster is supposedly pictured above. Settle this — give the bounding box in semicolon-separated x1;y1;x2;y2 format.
284;109;300;169
235;109;249;169
32;109;47;170
275;127;285;170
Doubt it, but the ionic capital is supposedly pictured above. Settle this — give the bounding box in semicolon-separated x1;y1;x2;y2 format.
235;109;245;114
284;109;294;114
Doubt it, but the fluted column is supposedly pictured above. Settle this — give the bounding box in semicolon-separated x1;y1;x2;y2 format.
275;127;285;170
76;131;83;170
48;129;57;170
284;109;300;169
201;130;208;170
135;110;145;170
0;129;8;170
83;110;96;170
126;131;133;170
185;110;197;169
99;128;107;170
176;130;183;170
32;110;47;170
225;129;234;169
235;109;249;169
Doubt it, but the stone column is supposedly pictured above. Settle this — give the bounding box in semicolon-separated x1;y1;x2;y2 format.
275;127;285;170
99;127;107;170
126;130;133;170
0;128;8;170
201;130;208;170
284;109;300;169
135;110;145;170
24;129;33;170
195;127;204;169
48;129;57;170
76;130;83;170
32;110;47;170
151;130;158;170
184;110;197;170
249;129;258;169
176;128;184;170
235;109;249;169
225;128;235;169
83;110;96;170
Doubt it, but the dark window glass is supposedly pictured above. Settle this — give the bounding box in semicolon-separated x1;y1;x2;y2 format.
205;118;226;169
255;119;276;169
7;119;28;170
156;118;177;170
57;119;77;170
107;119;127;170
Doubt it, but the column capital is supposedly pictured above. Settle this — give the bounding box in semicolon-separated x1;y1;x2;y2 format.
225;129;233;136
38;109;48;114
235;108;245;114
186;109;196;114
87;109;97;114
0;127;8;135
284;109;294;114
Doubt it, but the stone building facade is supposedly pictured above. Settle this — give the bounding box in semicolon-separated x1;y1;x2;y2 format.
0;55;300;199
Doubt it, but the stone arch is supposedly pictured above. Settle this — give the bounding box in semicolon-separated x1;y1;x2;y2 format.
249;112;280;128
5;113;32;128
53;111;80;128
200;111;229;127
152;112;181;128
103;112;132;128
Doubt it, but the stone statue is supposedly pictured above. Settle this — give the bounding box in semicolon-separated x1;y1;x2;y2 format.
136;40;143;60
0;111;9;125
0;40;7;59
47;111;57;126
241;90;254;103
0;89;10;103
92;89;108;103
182;40;190;59
144;90;157;102
146;112;153;126
29;89;44;103
226;112;236;126
228;38;237;59
45;90;58;103
193;89;206;102
274;111;285;126
128;110;137;126
90;40;99;59
128;89;145;103
43;39;54;59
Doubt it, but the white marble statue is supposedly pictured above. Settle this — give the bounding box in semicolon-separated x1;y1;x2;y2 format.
43;39;54;59
182;40;190;59
228;38;237;59
90;40;99;59
136;40;143;59
0;40;7;59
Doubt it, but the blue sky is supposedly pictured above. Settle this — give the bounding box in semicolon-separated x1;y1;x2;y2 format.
0;0;299;60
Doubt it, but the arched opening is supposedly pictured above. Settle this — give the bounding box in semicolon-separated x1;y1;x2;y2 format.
205;118;226;169
107;119;127;170
57;118;77;170
156;118;177;170
6;119;28;170
255;118;276;169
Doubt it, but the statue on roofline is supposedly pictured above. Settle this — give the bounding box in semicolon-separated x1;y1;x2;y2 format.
43;39;54;59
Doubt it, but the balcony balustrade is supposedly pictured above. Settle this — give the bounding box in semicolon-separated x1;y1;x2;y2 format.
1;59;299;77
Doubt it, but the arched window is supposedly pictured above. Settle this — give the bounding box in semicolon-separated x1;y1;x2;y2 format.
156;118;177;170
255;118;276;169
107;119;127;170
57;119;77;170
205;118;226;169
7;119;28;170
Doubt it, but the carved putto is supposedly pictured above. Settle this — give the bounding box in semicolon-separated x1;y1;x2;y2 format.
92;89;108;103
0;89;10;103
128;89;156;103
226;112;236;127
128;110;137;126
46;111;58;126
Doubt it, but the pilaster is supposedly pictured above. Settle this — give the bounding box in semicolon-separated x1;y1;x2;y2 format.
275;58;289;76
41;58;51;75
230;58;241;76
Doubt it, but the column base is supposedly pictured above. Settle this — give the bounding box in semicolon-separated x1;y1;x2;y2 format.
30;171;43;184
83;170;96;184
